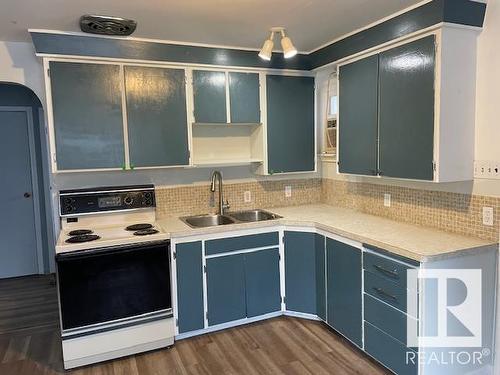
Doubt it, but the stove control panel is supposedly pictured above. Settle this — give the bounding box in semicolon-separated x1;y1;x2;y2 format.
59;185;156;216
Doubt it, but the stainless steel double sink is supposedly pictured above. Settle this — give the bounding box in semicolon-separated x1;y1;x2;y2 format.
181;209;282;228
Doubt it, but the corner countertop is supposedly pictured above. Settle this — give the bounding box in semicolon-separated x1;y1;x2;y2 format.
157;204;497;262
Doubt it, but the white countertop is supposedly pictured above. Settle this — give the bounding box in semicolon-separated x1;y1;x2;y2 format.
157;204;497;262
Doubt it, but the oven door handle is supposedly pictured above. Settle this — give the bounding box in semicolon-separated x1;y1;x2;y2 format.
56;240;170;261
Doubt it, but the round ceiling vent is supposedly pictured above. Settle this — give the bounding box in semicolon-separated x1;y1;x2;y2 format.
80;15;137;36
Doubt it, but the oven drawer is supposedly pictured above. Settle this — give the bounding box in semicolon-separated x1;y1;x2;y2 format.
205;232;279;255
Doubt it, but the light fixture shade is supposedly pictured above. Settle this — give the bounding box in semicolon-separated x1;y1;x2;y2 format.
258;39;274;60
281;36;297;58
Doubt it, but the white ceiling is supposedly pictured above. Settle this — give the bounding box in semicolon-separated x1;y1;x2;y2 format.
2;0;423;52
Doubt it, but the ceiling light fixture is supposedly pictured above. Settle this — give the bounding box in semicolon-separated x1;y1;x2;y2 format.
258;27;297;60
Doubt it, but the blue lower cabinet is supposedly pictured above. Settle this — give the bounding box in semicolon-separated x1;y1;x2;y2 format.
284;231;318;314
176;241;205;333
245;249;281;317
206;254;246;326
326;238;362;347
365;322;418;375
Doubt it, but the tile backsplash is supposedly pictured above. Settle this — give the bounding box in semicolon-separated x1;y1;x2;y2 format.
155;178;322;218
155;177;498;241
321;179;499;241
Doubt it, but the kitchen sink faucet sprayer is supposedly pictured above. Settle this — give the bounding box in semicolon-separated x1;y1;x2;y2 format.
210;170;230;215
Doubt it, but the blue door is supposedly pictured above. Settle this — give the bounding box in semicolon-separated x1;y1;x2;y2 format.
284;231;317;314
245;248;281;317
326;238;362;347
206;254;246;325
175;241;204;333
0;108;39;278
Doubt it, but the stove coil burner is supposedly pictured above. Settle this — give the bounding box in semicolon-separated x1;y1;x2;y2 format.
126;223;153;231
68;229;93;236
65;234;101;243
133;229;159;236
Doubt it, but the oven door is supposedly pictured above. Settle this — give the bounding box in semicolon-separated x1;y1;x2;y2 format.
56;240;172;336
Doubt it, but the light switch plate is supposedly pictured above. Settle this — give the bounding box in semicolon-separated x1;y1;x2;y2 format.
244;191;252;203
384;193;391;207
285;186;292;198
483;207;494;226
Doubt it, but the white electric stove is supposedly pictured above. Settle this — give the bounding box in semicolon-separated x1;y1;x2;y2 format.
55;185;174;369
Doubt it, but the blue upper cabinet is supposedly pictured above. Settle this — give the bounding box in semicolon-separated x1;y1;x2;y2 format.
338;35;437;181
378;35;435;180
326;238;362;347
49;61;125;170
228;72;260;124
124;66;189;168
338;55;379;176
266;75;315;174
192;70;227;123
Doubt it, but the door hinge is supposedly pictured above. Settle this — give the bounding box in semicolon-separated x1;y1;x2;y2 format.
432;161;437;171
173;251;177;260
206;311;209;320
282;296;286;303
47;68;50;78
204;265;207;273
175;318;178;327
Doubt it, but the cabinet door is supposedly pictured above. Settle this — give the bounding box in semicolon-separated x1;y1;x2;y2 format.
266;75;315;173
284;231;317;314
378;35;435;180
49;61;125;170
206;254;246;325
124;66;189;167
175;241;204;333
193;70;227;123
228;72;260;123
326;238;362;347
315;235;326;321
338;55;379;176
244;249;281;317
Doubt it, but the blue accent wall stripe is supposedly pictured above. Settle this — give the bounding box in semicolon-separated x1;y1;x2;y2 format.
31;32;311;70
309;0;486;69
30;0;486;71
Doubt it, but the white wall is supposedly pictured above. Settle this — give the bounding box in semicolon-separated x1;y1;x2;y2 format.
0;41;44;102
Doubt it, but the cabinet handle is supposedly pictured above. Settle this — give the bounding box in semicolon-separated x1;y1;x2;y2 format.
373;287;397;301
373;264;399;279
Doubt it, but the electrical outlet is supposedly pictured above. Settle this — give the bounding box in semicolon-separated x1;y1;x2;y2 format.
483;207;494;226
474;160;500;180
384;193;391;207
244;191;252;203
285;186;292;198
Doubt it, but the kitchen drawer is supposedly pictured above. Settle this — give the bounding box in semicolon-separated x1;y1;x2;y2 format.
364;271;408;313
365;321;418;375
205;232;279;255
364;249;418;290
364;294;418;348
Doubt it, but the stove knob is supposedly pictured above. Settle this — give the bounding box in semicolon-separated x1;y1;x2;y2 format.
124;196;134;205
143;192;152;200
64;205;74;213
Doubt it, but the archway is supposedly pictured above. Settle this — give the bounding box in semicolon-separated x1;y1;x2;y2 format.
0;82;52;278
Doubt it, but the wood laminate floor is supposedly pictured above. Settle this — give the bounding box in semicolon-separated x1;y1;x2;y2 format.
0;275;389;375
